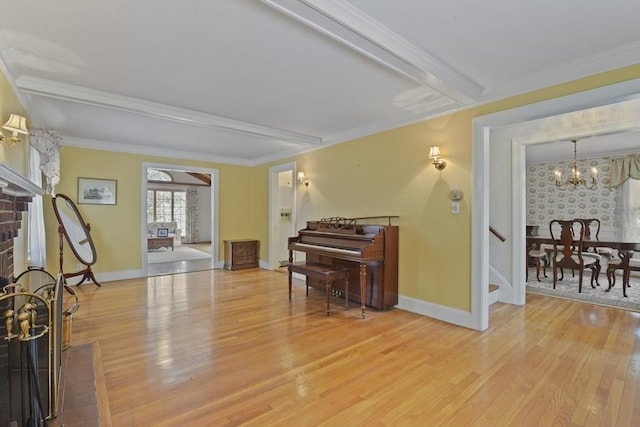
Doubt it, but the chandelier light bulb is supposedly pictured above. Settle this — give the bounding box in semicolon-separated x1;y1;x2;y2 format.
554;139;597;191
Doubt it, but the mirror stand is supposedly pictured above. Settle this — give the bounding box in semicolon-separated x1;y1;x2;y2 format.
58;224;101;287
52;194;101;287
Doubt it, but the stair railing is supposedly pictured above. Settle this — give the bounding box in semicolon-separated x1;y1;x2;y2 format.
490;226;506;242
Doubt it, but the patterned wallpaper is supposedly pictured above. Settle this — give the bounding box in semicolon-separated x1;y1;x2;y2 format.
526;156;617;232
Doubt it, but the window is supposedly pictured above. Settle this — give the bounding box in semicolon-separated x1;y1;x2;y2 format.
617;178;640;241
147;169;172;181
147;189;186;236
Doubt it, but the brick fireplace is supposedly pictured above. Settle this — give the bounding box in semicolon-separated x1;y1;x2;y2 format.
0;163;51;427
0;164;43;280
0;192;33;280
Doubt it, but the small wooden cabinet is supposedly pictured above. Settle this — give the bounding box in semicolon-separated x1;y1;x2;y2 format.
224;239;259;270
148;237;174;251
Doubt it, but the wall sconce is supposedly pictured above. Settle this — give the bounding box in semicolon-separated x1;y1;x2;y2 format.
297;171;309;187
1;114;29;146
428;146;446;170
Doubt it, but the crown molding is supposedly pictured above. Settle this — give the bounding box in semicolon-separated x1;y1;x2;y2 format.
62;136;254;166
15;76;322;146
250;146;311;166
261;0;482;103
481;42;640;102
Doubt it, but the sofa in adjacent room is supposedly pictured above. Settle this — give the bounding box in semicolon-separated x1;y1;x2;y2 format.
148;221;182;245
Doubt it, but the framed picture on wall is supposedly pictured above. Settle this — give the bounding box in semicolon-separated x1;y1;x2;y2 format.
78;178;117;205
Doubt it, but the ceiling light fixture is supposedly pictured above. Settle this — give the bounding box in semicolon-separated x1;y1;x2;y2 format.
1;114;29;146
554;139;597;190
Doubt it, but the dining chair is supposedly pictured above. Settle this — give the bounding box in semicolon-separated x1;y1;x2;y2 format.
575;218;614;260
571;219;602;285
526;244;547;282
575;218;600;240
549;219;598;293
606;252;639;297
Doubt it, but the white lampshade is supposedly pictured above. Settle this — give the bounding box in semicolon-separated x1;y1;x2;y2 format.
428;146;442;159
297;172;306;182
2;114;28;136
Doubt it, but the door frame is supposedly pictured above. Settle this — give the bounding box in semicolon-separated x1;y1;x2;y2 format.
268;161;297;270
141;162;220;274
471;78;640;331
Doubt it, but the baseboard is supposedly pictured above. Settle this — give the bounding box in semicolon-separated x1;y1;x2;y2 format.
94;269;144;283
396;295;473;329
259;259;272;270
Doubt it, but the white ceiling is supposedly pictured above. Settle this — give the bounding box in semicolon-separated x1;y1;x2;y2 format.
526;130;640;164
1;0;639;166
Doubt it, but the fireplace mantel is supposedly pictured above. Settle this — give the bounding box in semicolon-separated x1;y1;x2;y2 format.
0;163;44;198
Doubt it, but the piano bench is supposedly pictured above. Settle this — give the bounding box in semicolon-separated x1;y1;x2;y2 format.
288;262;350;315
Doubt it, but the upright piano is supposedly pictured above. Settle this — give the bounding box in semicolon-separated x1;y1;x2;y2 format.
288;217;398;310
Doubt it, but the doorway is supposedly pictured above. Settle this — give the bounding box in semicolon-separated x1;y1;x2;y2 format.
269;162;296;271
142;162;219;276
471;79;640;331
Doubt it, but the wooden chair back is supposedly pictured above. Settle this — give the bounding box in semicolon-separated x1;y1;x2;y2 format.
549;219;586;269
574;218;600;241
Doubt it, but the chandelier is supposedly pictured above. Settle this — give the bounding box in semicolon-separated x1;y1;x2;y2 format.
554;139;597;190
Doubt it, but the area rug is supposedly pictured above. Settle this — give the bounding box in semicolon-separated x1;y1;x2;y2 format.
182;243;212;254
526;273;640;312
148;245;210;264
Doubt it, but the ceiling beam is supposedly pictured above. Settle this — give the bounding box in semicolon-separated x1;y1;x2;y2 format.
261;0;483;104
16;76;323;146
187;172;212;185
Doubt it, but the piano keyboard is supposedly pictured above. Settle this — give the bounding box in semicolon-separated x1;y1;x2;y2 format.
290;242;361;256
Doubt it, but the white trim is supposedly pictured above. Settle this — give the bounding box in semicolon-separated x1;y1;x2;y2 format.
17;76;322;146
0;163;45;196
141;162;219;275
258;259;270;270
483;42;640;102
472;78;640;331
268;161;297;270
396;295;473;329
489;265;513;303
488;288;500;306
64;136;254;167
261;0;481;103
471;124;490;331
92;269;144;283
510;138;527;306
510;99;640;306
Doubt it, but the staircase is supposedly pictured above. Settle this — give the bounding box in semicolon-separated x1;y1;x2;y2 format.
489;284;500;305
489;225;507;306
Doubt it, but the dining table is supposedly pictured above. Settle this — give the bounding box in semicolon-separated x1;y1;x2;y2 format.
526;236;640;297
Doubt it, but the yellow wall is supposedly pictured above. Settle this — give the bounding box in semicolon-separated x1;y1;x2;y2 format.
43;147;254;276
253;64;640;312
0;71;28;173
2;63;639;311
1;70;31;275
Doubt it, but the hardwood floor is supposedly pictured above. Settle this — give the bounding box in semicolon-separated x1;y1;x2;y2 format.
147;242;213;276
147;257;213;276
69;268;640;426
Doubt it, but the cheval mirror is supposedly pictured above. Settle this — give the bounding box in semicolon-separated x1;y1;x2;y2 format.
52;193;101;286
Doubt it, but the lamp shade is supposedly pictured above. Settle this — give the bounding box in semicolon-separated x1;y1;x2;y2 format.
428;146;442;159
2;114;28;136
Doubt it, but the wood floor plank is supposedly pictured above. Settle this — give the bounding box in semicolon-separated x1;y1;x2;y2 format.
67;268;640;426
